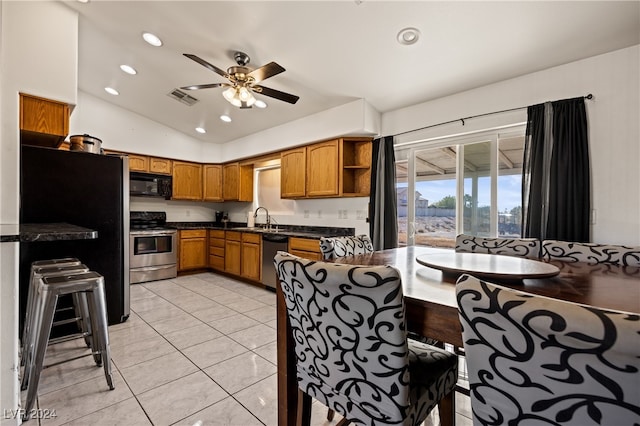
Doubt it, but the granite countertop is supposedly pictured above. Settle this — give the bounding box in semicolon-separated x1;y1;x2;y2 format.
1;223;98;243
167;221;354;239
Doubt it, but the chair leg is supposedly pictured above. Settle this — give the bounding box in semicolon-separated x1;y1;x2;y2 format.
89;283;114;390
327;408;335;421
23;290;57;420
296;389;312;426
437;390;456;426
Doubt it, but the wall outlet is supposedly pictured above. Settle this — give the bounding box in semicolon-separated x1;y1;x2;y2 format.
304;210;309;218
356;210;365;220
317;209;322;218
186;210;191;217
342;210;348;219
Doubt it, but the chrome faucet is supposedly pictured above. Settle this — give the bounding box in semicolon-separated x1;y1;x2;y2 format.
254;206;270;229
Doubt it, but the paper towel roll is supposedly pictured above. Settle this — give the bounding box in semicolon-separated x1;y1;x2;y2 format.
247;211;255;227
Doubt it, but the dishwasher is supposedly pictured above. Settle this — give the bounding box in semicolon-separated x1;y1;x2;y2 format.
261;233;289;291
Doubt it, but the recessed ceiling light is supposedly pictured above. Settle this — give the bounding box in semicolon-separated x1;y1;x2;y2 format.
195;127;206;134
220;115;232;123
77;0;89;3
104;87;119;96
120;64;137;75
142;32;162;47
254;100;267;109
397;27;420;45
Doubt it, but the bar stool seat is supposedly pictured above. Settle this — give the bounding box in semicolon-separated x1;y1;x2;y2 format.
22;271;114;421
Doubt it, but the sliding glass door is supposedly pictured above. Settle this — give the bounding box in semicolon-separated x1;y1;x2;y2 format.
396;127;525;247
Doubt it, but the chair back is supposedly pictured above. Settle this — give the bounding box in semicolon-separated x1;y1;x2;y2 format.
456;274;640;425
455;234;540;259
274;251;411;423
541;239;640;266
319;234;374;260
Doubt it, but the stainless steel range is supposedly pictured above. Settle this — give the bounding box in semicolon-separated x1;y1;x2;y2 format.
130;211;177;284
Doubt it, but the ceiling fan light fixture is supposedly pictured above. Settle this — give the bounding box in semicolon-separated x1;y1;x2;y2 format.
142;32;163;47
220;115;232;123
223;86;256;108
195;127;206;134
254;100;267;109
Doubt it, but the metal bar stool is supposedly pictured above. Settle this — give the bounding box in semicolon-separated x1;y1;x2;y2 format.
22;271;114;421
21;262;91;381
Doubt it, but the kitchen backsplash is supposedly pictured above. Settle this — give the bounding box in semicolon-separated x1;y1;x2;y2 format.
130;196;370;235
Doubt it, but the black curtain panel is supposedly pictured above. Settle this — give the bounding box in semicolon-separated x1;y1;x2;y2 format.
522;97;590;242
369;136;399;250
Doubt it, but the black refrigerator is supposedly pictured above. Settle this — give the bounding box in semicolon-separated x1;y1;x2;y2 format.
20;145;130;331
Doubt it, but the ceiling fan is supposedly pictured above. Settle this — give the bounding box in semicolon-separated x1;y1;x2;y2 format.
181;51;299;109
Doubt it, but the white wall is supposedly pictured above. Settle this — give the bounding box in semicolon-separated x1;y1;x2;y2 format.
70;91;207;161
0;2;79;422
384;45;640;246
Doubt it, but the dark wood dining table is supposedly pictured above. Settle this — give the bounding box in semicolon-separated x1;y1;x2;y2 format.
276;246;640;425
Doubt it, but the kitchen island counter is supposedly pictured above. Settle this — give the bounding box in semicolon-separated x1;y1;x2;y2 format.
1;223;97;243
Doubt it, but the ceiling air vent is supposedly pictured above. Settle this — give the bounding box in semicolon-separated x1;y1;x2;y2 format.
167;88;199;106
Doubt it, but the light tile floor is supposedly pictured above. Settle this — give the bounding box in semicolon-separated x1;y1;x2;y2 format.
23;272;473;426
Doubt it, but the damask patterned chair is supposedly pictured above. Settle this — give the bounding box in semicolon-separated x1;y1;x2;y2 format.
455;234;541;259
457;274;640;425
319;234;374;260
275;252;458;426
541;240;640;266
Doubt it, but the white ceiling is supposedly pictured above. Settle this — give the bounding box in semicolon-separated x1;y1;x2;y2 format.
62;1;640;145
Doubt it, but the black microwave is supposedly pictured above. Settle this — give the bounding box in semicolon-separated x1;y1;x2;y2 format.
130;172;172;199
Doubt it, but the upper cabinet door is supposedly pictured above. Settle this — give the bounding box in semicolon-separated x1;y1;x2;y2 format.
128;154;149;172
280;147;307;198
203;164;223;202
19;93;70;148
149;157;172;175
173;161;203;200
306;140;339;197
223;163;253;202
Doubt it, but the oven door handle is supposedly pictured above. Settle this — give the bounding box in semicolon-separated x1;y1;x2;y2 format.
130;230;177;236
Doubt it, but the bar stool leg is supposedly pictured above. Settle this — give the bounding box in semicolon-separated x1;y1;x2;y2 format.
23;288;57;420
88;284;114;389
73;292;93;348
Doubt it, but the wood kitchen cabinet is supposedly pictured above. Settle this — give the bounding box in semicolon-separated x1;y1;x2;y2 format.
341;138;372;196
208;229;225;271
203;164;223;202
173;161;203;200
20;93;70;148
280;147;307;198
241;232;262;281
129;154;172;175
149;157;172;175
178;229;208;271
283;138;372;199
288;237;323;261
306;139;340;197
222;163;253;202
224;231;242;275
128;154;149;172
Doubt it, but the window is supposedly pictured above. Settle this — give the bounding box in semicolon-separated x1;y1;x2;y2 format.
395;127;525;247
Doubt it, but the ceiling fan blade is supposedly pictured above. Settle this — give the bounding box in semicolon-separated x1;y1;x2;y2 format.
248;62;285;84
183;54;228;78
253;85;299;104
180;83;224;90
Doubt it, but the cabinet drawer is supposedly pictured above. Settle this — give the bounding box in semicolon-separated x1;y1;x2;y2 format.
209;255;224;270
289;249;323;261
209;229;225;239
289;237;321;253
180;229;206;238
210;247;225;257
209;238;225;248
226;231;241;241
242;232;261;244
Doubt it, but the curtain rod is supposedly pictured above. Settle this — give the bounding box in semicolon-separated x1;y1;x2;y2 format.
388;93;593;139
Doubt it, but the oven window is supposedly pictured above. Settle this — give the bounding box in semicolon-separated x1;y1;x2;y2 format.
134;236;173;255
